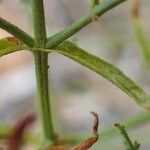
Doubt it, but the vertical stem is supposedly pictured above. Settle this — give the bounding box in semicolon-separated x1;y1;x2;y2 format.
34;53;54;141
32;0;54;145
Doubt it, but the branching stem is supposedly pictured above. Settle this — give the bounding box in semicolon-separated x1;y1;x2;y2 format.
115;123;140;150
46;0;127;48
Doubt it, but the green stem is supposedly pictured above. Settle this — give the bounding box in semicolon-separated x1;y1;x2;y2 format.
32;0;47;47
0;17;34;47
34;52;54;141
46;0;127;48
32;0;54;146
115;123;140;150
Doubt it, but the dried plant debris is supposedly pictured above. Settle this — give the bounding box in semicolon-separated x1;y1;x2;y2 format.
5;112;99;150
7;37;24;46
132;0;140;18
72;112;99;150
48;112;99;150
91;15;99;22
7;113;36;150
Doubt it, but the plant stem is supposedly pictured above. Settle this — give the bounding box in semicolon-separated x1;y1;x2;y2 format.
34;53;54;141
115;123;140;150
32;0;54;145
46;0;127;48
0;17;34;47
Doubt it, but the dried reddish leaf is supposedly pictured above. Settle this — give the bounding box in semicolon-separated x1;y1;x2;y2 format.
92;15;99;22
72;112;99;150
132;0;140;18
48;112;99;150
7;113;36;150
7;37;24;46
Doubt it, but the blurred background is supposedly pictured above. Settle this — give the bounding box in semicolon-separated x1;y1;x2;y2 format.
0;0;150;149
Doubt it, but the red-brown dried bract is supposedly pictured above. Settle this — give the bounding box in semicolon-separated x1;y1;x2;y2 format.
7;37;24;46
7;112;99;150
48;112;99;150
92;15;99;22
7;113;36;150
132;0;140;18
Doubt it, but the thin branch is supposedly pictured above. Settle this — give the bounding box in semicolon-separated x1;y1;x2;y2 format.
115;123;140;150
0;17;34;47
46;0;127;48
32;0;47;47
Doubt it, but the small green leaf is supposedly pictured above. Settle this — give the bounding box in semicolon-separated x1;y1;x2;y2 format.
0;37;27;57
53;41;150;110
